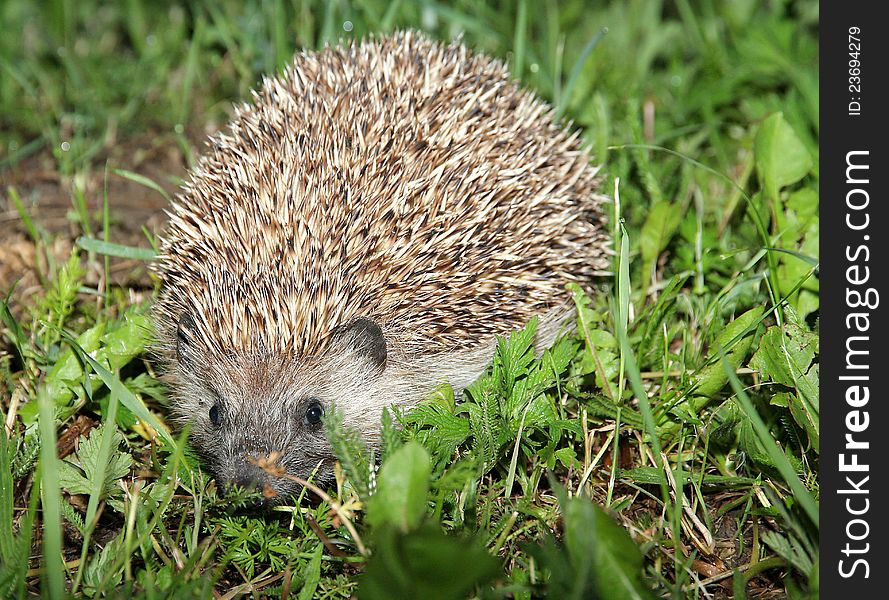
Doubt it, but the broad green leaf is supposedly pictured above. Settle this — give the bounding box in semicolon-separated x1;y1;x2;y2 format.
750;311;819;449
554;447;582;470
367;441;431;532
21;311;154;427
46;323;105;402
569;283;620;397
359;525;499;600
738;416;787;470
790;386;818;450
18;323;106;424
750;316;818;397
640;200;683;274
723;352;817;525
59;330;176;448
693;307;763;398
96;312;153;370
754;112;813;201
586;329;617;348
565;499;655;600
57;424;133;499
784;187;819;228
529;493;655;600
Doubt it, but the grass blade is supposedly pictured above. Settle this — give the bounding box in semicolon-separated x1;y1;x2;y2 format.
511;0;528;79
36;385;65;598
555;27;607;118
112;169;171;203
76;237;156;261
8;187;41;246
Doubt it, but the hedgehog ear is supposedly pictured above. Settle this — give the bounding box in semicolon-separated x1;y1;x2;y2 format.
331;317;387;371
176;312;197;366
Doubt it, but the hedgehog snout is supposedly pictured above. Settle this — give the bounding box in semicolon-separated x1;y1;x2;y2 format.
215;449;291;506
212;405;335;503
225;460;271;494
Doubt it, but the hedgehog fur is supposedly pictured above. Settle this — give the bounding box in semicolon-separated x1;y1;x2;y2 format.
153;31;608;502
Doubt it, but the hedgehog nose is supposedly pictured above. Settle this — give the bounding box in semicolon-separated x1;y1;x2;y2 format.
220;467;278;510
231;461;269;491
220;462;268;496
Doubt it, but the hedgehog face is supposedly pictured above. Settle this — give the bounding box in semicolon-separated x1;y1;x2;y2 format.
173;316;390;506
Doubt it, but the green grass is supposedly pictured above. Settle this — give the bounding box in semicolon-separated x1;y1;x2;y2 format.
1;0;819;598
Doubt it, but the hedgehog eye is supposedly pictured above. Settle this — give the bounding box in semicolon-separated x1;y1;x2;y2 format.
304;399;324;427
209;403;221;427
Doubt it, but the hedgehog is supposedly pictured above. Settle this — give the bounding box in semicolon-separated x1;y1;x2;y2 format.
153;31;608;503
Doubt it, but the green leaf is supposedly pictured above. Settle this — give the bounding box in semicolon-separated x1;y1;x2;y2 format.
403;402;470;466
554;447;582;470
81;533;125;594
750;315;817;396
693;307;763;398
785;187;818;222
570;284;619;399
639;200;683;277
19;322;106;424
492;316;538;396
0;294;33;363
511;335;576;423
20;310;155;427
530;493;656;600
297;543;323;600
97;312;153;371
754;112;813;201
750;310;819;450
738;416;784;469
367;441;431;532
57;423;133;499
566;499;654;600
722;351;818;526
112;168;172;203
58;329;176;448
359;524;499;600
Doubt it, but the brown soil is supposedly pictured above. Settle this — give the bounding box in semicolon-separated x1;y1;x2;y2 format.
0;131;195;301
